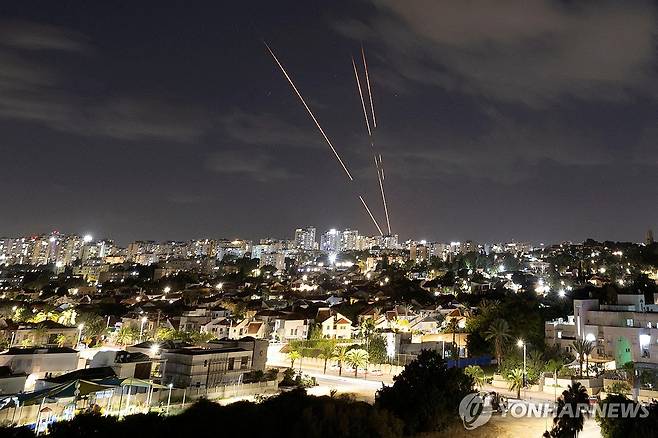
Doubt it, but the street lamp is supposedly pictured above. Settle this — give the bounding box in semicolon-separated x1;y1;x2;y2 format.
517;339;527;398
163;286;171;294
166;383;173;414
77;324;84;347
139;317;147;342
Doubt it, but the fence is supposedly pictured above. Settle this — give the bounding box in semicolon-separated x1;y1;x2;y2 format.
2;380;279;429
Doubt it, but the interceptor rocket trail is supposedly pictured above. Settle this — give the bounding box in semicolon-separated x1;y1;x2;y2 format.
265;42;353;181
359;196;383;235
353;49;392;235
265;42;383;235
352;57;371;137
361;46;377;129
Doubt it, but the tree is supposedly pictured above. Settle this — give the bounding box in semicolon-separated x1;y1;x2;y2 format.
545;382;589;438
376;350;474;435
445;318;460;360
367;334;387;366
317;339;337;374
464;365;486;389
571;340;593;378
546;359;564;402
288;350;301;369
334;344;349;376
621;361;637;399
345;349;369;377
78;314;107;345
596;394;658;438
154;327;176;341
55;334;68;347
484;318;513;369
115;325;137;346
507;368;524;399
358;319;376;350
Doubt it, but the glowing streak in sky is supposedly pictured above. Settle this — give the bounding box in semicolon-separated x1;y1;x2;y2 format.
352;56;371;137
265;42;353;181
353;49;392;234
361;46;377;128
359;195;383;235
266;42;383;235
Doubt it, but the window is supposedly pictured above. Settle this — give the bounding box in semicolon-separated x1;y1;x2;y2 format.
204;360;208;367
228;358;235;370
557;331;562;339
626;319;634;327
241;357;248;369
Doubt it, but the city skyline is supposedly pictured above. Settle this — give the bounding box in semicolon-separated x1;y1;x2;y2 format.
0;2;656;245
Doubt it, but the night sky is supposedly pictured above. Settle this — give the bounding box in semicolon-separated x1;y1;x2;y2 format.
0;1;656;244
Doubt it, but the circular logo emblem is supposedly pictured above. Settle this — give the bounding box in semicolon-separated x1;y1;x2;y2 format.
459;393;492;430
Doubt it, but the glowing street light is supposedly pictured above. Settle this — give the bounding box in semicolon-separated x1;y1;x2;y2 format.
517;339;527;398
83;234;93;243
558;289;566;298
77;324;84;346
139;316;148;342
163;286;171;294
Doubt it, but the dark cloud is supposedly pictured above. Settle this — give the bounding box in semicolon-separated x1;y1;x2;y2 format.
0;19;91;52
0;20;212;142
336;0;657;106
207;150;297;182
221;110;323;149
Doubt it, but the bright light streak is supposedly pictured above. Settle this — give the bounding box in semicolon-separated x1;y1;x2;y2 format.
352;54;391;234
352;56;371;136
361;46;377;128
265;42;353;181
359;195;383;235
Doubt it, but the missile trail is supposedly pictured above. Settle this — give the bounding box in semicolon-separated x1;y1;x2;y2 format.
352;56;371;137
359;195;383;235
265;42;383;235
265;42;353;181
353;49;392;234
361;46;377;128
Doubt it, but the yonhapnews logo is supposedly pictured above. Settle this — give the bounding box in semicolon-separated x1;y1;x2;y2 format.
459;393;492;430
458;393;651;430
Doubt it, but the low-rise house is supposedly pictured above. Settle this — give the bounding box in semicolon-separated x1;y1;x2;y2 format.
0;347;79;391
0;320;79;348
162;344;261;388
546;295;658;369
317;309;352;339
89;350;156;379
254;311;311;342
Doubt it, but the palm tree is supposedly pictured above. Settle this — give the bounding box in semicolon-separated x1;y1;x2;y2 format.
546;359;563;402
317;339;337;374
345;349;369;378
547;382;589;437
334;344;349;376
507;368;524;399
55;334;68;347
571;340;593;377
464;365;486;389
484;318;513;369
445;318;460;360
288;350;301;369
621;361;637;400
115;325;137;346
